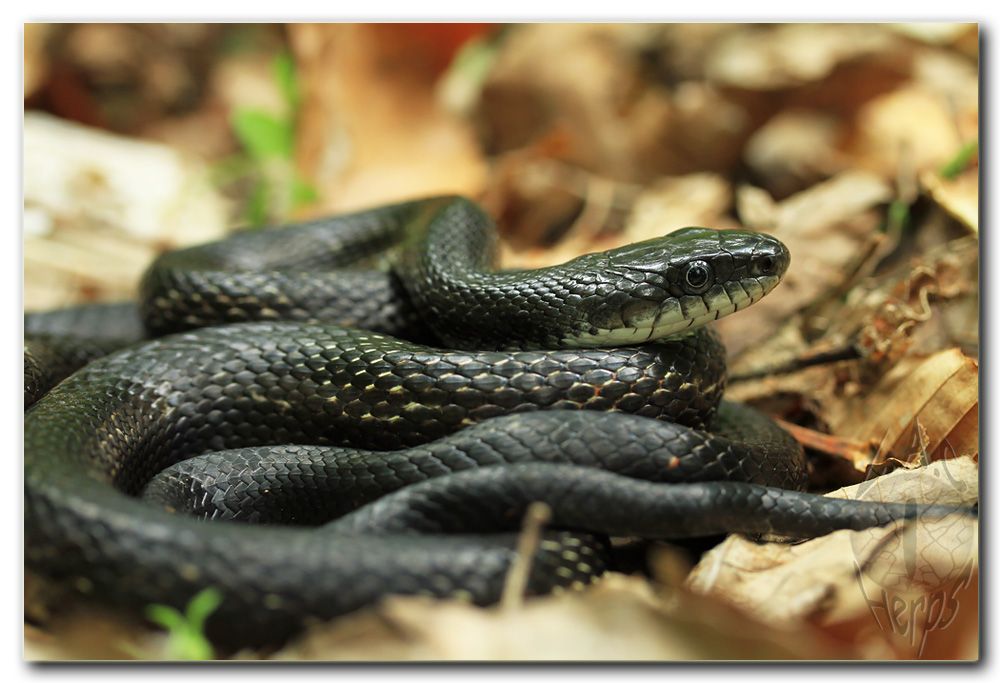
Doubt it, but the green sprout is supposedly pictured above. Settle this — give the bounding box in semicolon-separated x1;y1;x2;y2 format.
145;588;222;660
223;51;318;227
939;139;979;180
887;198;911;233
437;35;501;113
272;51;301;112
231;108;294;160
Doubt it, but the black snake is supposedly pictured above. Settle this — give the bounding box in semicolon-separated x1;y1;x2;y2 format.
23;196;966;649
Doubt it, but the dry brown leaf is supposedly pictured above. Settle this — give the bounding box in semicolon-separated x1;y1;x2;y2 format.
718;171;891;356
271;573;852;661
478;24;648;178
497;170;735;272
479;24;749;181
921;169;979;233
844;349;978;466
841;237;977;363
705;24;897;90
24;24;53;99
743;109;844;197
852;86;963;177
911;48;979;138
735;233;980;395
686;457;978;660
824;454;977;506
731;343;978;475
735;183;779;232
23;112;230;310
889;23;978;47
213;52;289;120
484;147;641;267
24;611;148;661
776;170;893;235
635;82;750;177
817;566;978;660
24;575;151;661
29;24;230;133
140;107;236;161
623;173;734;242
289;24;488;214
651;24;741;81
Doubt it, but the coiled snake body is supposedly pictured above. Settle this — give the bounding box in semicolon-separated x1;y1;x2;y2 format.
24;197;962;648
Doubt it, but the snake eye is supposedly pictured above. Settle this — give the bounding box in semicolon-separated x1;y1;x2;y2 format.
684;260;712;293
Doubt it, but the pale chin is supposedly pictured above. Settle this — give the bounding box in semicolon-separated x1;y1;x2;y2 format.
562;274;783;347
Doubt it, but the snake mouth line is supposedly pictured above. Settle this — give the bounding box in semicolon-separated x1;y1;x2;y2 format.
564;274;781;346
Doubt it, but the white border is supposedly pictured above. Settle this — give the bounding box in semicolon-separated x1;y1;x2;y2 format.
4;3;992;681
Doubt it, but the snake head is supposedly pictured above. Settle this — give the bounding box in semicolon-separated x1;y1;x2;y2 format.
562;227;790;346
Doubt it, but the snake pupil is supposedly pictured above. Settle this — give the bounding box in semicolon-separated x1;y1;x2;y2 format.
759;255;775;274
684;261;711;291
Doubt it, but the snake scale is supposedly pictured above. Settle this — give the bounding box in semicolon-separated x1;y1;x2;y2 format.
24;196;967;649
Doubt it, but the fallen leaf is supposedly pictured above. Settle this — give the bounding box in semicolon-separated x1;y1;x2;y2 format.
845;349;979;466
23;112;230;310
479;24;750;181
289;24;488;214
844;237;977;365
270;574;853;661
623;173;734;242
485;148;639;264
718;171;892;356
851;86;963;177
705;24;898;90
911;48;979;139
888;23;977;46
743;109;845;197
25;575;147;661
734;184;779;231
24;24;53;99
921;169;979;233
686;457;978;660
478;24;650;178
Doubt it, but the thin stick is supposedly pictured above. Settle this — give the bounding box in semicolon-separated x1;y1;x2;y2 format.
773;417;876;465
500;502;552;611
728;343;862;382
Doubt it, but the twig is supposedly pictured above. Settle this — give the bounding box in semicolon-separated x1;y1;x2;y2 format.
728;343;862;382
500;502;552;611
772;417;876;465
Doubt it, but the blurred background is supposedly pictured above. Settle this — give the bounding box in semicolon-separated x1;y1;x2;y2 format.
22;23;980;660
23;23;977;311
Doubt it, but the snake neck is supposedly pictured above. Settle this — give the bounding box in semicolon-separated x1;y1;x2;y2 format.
393;197;789;351
392;198;587;349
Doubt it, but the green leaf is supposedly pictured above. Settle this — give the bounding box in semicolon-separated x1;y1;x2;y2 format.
450;37;498;82
172;632;215;661
291;176;319;208
438;36;500;112
888;199;910;232
185;587;223;628
939;139;978;179
273;51;300;112
146;604;186;632
231;109;294;161
144;589;222;660
243;178;272;227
